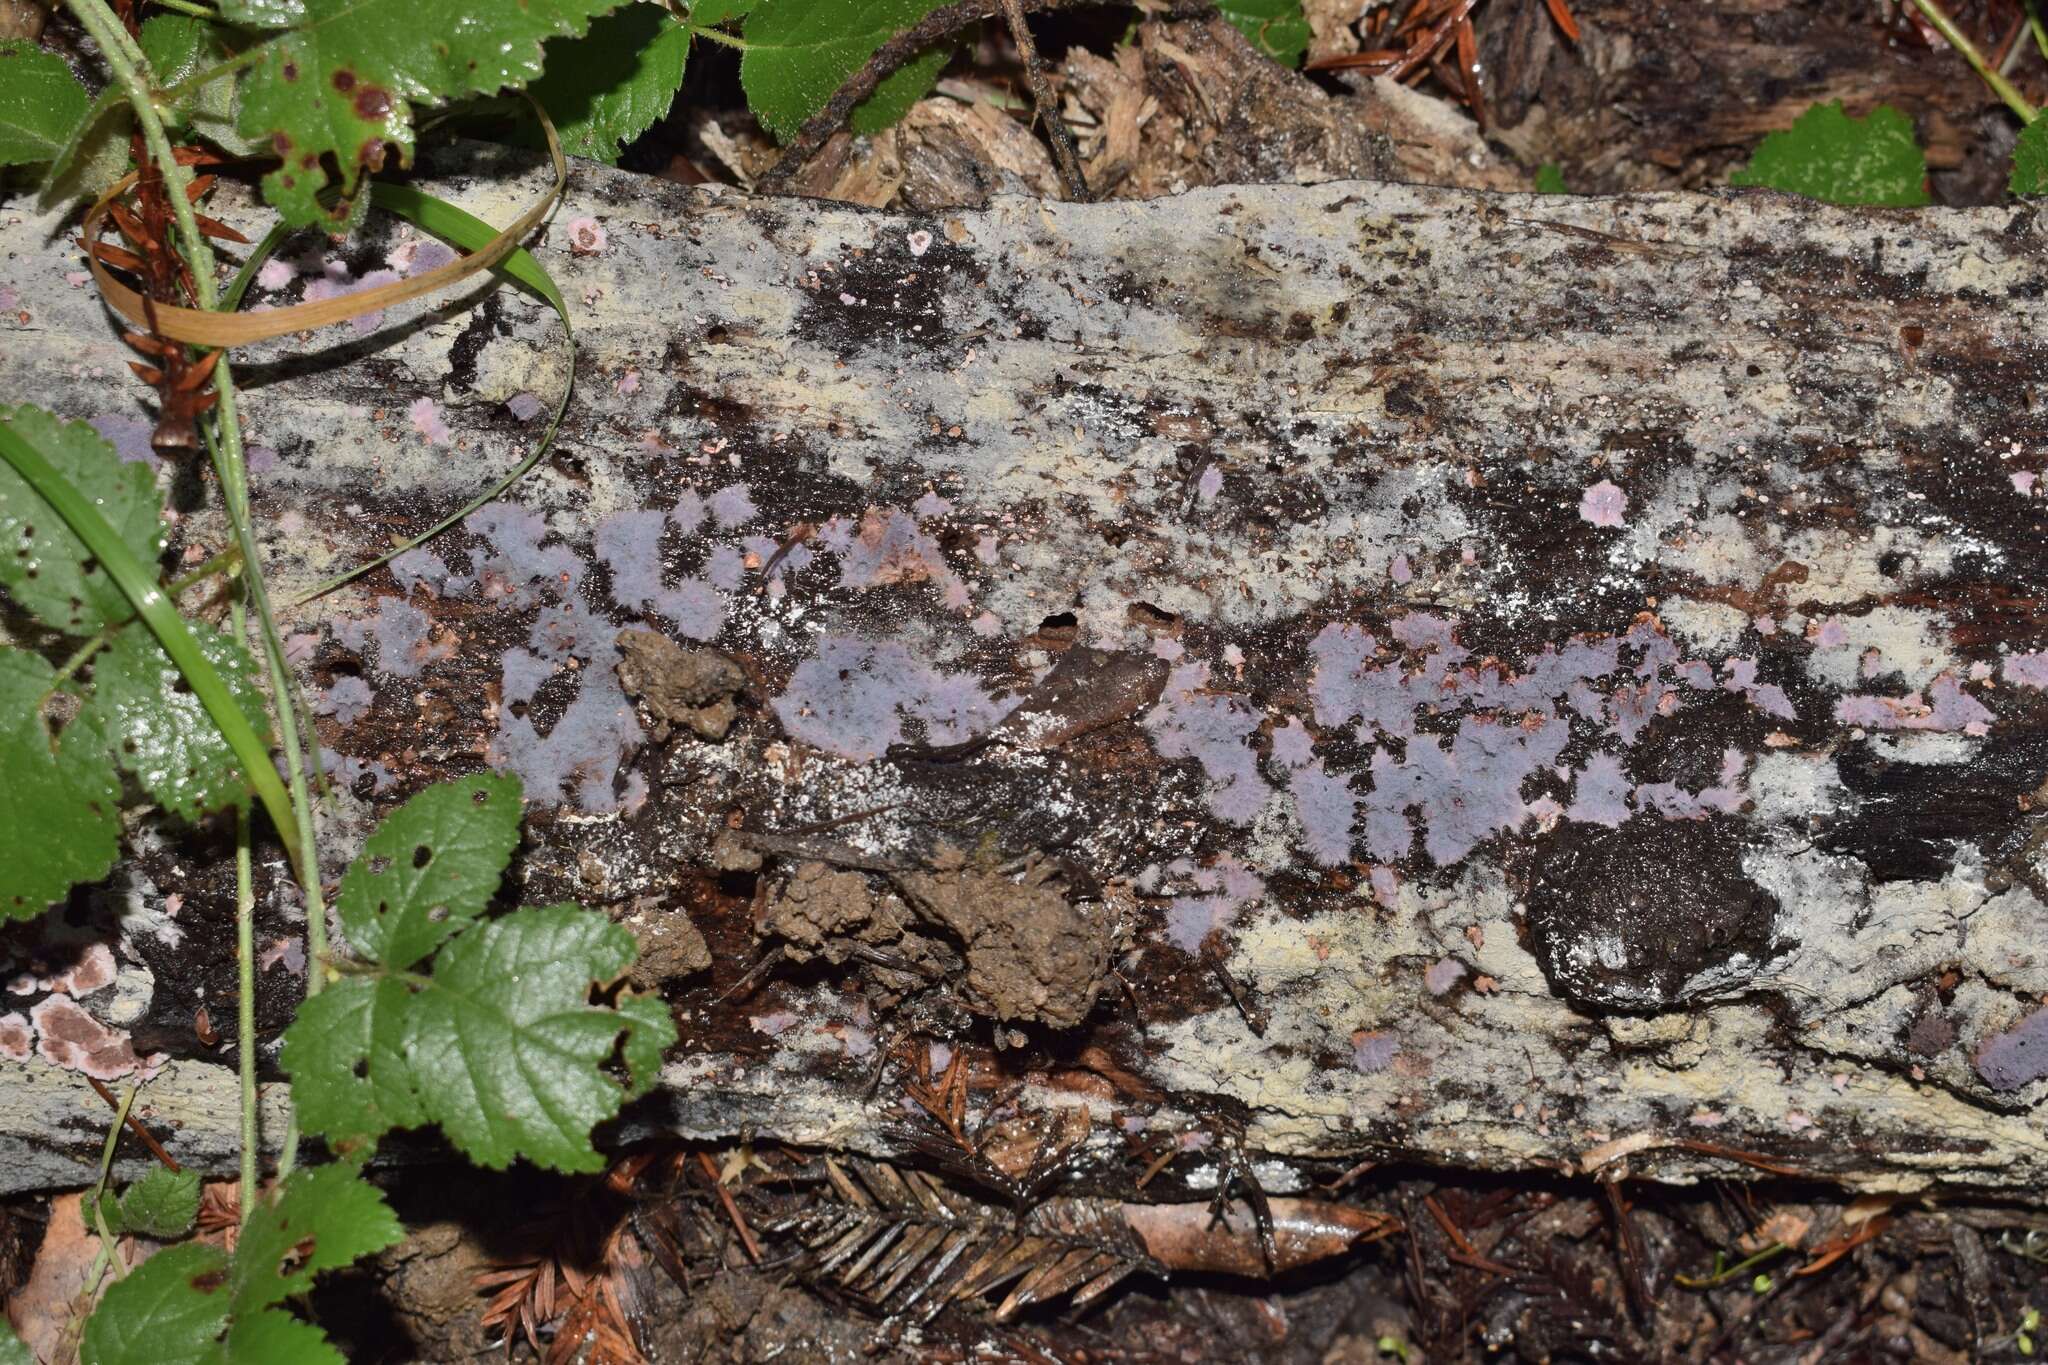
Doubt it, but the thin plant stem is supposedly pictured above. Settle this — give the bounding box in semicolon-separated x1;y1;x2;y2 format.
63;0;220;289
2029;0;2048;65
68;0;330;1179
1909;0;2041;122
235;801;258;1224
148;0;218;16
84;1082;139;1283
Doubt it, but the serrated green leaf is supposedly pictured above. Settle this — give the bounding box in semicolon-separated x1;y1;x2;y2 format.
1216;0;1311;66
689;0;757;25
0;40;92;167
224;0;627;226
139;16;259;158
0;410;302;881
0;652;121;921
335;771;523;970
275;977;423;1155
234;1165;403;1312
0;1318;31;1365
0;406;166;638
285;903;673;1172
525;4;690;163
2013;118;2048;197
1535;162;1570;194
218;1310;346;1365
80;1167;398;1365
86;622;271;822
36;85;135;209
80;1242;231;1365
850;45;947;136
1729;100;1930;207
617;990;674;1100
740;0;952;142
111;1166;202;1239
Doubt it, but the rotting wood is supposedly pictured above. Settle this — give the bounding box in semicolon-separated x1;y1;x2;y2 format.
2;145;2046;1197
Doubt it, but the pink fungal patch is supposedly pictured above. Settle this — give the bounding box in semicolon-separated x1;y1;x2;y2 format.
2015;471;2040;495
51;944;115;997
1579;479;1627;527
0;1012;29;1061
409;396;452;445
566;216;608;255
256;258;296;291
29;996;144;1080
750;1010;800;1037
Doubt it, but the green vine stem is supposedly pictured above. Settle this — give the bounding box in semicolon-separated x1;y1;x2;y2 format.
1909;0;2041;123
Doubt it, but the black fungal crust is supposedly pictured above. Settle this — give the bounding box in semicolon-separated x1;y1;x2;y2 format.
1525;817;1781;1013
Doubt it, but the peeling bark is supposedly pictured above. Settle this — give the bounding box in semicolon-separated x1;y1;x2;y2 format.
2;146;2046;1196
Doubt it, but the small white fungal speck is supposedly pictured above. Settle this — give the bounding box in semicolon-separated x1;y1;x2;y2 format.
907;229;932;257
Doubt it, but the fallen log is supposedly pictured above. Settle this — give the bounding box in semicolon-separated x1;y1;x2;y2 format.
2;144;2046;1197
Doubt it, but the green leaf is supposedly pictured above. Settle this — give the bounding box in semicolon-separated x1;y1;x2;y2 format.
79;1243;231;1365
1535;162;1570;194
334;771;523;970
0;1316;32;1365
740;0;952;142
224;0;628;226
617;990;673;1100
86;622;271;822
689;0;758;25
526;4;690;163
104;1166;202;1239
0;40;93;167
286;774;674;1170
232;1165;402;1314
0;406;166;638
36;85;135;209
285;905;677;1172
138;16;259;157
0;409;303;880
1216;0;1311;67
0;652;121;921
2013;117;2048;197
79;1167;400;1365
1729;100;1930;207
219;1311;345;1365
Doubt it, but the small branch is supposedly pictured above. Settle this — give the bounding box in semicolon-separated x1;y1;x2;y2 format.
998;0;1090;200
1909;0;2040;123
85;1077;182;1173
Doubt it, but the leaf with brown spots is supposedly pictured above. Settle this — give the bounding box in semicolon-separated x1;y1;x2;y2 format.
221;0;625;225
78;1165;400;1363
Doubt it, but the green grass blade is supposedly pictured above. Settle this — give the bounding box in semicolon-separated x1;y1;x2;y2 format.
289;182;575;604
369;182;570;322
0;422;301;877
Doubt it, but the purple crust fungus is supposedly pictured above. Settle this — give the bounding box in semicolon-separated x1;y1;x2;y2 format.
1975;1007;2048;1092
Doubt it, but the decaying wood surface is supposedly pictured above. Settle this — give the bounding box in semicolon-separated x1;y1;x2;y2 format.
2;144;2047;1197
